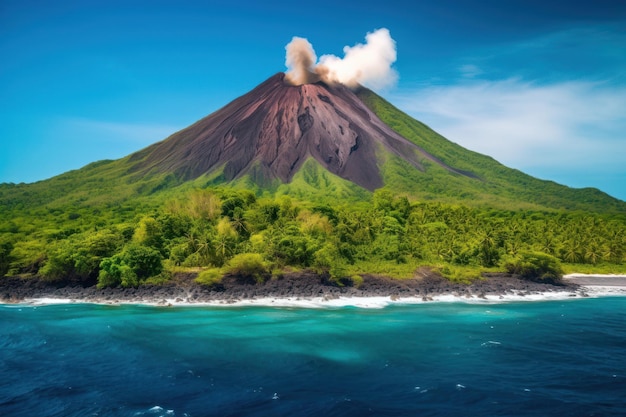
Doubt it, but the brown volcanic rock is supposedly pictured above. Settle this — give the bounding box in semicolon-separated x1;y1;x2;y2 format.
130;73;472;190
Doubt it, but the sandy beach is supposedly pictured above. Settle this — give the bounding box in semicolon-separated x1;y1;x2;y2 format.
563;274;626;286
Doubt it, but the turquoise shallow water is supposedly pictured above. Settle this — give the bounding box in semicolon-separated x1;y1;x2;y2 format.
1;297;625;416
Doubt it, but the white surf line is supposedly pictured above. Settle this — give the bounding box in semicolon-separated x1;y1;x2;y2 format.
11;292;600;308
14;279;626;308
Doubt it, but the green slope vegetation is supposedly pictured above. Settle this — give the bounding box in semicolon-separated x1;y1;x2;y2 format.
358;88;626;213
1;185;624;287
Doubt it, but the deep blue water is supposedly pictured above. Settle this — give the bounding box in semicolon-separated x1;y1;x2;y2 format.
1;298;625;417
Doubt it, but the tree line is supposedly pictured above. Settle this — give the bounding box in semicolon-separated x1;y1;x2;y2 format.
1;188;624;287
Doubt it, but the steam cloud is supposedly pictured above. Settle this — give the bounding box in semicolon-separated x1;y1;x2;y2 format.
284;37;319;85
284;28;397;90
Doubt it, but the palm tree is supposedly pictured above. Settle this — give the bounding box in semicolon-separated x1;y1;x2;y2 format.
585;241;602;265
561;240;583;264
230;207;249;238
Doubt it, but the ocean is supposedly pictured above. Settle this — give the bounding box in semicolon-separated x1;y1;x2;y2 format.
1;297;625;417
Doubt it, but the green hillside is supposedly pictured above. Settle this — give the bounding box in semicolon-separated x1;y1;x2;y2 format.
1;88;625;285
357;88;626;212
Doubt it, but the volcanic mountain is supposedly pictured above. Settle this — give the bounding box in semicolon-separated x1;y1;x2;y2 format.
129;73;474;191
2;72;624;213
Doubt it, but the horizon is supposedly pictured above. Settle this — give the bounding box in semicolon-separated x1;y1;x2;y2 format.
1;0;625;201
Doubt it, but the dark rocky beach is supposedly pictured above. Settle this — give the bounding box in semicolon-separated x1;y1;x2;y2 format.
0;270;583;306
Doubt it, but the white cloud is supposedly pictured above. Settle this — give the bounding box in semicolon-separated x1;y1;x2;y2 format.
459;64;483;79
392;79;626;175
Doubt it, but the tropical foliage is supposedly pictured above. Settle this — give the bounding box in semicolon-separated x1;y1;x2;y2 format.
503;251;564;283
1;186;624;287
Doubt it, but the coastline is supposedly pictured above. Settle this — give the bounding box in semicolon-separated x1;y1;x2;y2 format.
2;271;625;308
562;273;626;286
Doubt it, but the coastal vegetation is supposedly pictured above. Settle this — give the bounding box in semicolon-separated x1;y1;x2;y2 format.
1;186;624;288
503;251;564;284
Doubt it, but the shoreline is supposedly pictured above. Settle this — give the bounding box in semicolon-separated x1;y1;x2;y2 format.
562;273;626;286
2;272;626;308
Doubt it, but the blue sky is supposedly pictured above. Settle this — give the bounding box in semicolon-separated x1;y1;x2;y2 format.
1;0;625;200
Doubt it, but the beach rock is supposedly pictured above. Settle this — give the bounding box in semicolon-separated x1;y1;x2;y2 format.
0;270;580;305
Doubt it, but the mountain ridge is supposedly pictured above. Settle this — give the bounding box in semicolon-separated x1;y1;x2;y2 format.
126;73;475;191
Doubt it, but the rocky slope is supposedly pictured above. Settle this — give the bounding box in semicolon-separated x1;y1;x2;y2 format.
0;272;578;305
128;73;474;190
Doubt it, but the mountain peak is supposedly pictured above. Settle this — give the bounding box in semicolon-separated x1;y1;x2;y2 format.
129;72;471;191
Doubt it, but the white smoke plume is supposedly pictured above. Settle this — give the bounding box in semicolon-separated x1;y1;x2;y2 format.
284;37;320;85
284;28;397;90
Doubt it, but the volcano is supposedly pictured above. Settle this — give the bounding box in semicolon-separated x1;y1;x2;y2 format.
129;73;474;191
5;71;622;214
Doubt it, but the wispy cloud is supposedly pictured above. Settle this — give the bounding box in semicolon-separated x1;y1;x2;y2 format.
458;64;482;79
392;79;626;177
391;78;626;199
454;24;626;84
59;118;179;144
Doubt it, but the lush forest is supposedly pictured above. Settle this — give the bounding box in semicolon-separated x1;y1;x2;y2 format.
1;185;624;288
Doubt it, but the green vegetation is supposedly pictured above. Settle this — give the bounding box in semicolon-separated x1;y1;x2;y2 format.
224;253;268;282
503;251;564;284
357;88;626;213
0;238;14;277
196;268;223;286
97;244;163;288
1;186;624;287
1;88;624;287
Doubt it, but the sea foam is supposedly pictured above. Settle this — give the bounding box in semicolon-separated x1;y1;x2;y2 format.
15;288;617;309
12;276;626;308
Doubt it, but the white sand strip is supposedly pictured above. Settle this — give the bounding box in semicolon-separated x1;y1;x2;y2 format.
563;274;626;287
